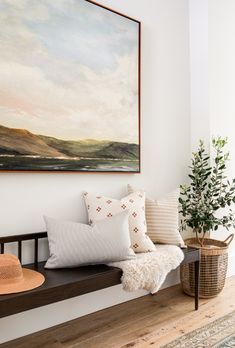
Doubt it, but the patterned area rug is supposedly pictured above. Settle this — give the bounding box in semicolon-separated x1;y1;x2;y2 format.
162;310;235;348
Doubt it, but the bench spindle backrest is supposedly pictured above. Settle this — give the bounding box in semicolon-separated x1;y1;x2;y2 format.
0;232;47;264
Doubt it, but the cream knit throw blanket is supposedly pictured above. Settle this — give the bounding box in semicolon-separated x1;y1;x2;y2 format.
109;245;184;294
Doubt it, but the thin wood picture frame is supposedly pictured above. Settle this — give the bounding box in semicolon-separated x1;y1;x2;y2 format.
0;0;141;173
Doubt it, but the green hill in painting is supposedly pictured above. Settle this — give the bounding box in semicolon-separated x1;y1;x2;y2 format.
94;142;139;159
38;135;139;159
37;135;110;158
0;125;139;160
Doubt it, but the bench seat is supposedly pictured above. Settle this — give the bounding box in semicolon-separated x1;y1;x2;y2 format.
0;262;122;318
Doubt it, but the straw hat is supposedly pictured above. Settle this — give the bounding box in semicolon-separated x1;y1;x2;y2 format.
0;254;45;295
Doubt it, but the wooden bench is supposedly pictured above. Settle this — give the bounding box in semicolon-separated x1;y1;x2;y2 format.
0;232;200;318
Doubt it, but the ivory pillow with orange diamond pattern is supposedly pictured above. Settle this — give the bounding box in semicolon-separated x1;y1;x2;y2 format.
83;191;156;253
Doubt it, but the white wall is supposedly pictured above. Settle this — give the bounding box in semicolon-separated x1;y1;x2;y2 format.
0;0;190;343
189;0;235;275
189;0;210;151
208;0;235;275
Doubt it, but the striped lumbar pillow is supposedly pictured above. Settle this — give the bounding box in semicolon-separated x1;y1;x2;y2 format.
127;185;185;247
44;211;135;269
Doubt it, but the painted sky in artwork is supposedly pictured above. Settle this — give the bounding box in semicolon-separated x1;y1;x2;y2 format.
0;0;139;143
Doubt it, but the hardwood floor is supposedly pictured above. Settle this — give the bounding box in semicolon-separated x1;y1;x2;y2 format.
2;276;235;348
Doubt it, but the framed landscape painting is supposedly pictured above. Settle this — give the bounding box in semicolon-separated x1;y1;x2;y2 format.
0;0;140;172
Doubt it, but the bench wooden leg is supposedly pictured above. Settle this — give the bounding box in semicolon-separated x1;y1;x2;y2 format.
194;260;200;310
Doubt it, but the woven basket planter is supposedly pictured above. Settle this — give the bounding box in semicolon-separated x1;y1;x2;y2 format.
180;234;234;298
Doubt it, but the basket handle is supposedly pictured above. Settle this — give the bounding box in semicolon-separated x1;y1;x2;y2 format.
223;234;234;246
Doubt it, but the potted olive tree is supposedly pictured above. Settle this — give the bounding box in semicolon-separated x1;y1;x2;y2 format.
179;137;235;298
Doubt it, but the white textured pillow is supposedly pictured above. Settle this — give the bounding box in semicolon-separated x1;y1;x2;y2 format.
128;185;185;247
83;191;156;253
44;211;135;269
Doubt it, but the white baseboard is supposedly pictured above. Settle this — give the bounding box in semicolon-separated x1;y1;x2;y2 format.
0;285;147;344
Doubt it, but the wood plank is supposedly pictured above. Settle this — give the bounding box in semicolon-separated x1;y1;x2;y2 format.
2;276;235;348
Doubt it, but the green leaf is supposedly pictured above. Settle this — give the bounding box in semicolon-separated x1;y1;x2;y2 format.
179;197;184;204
